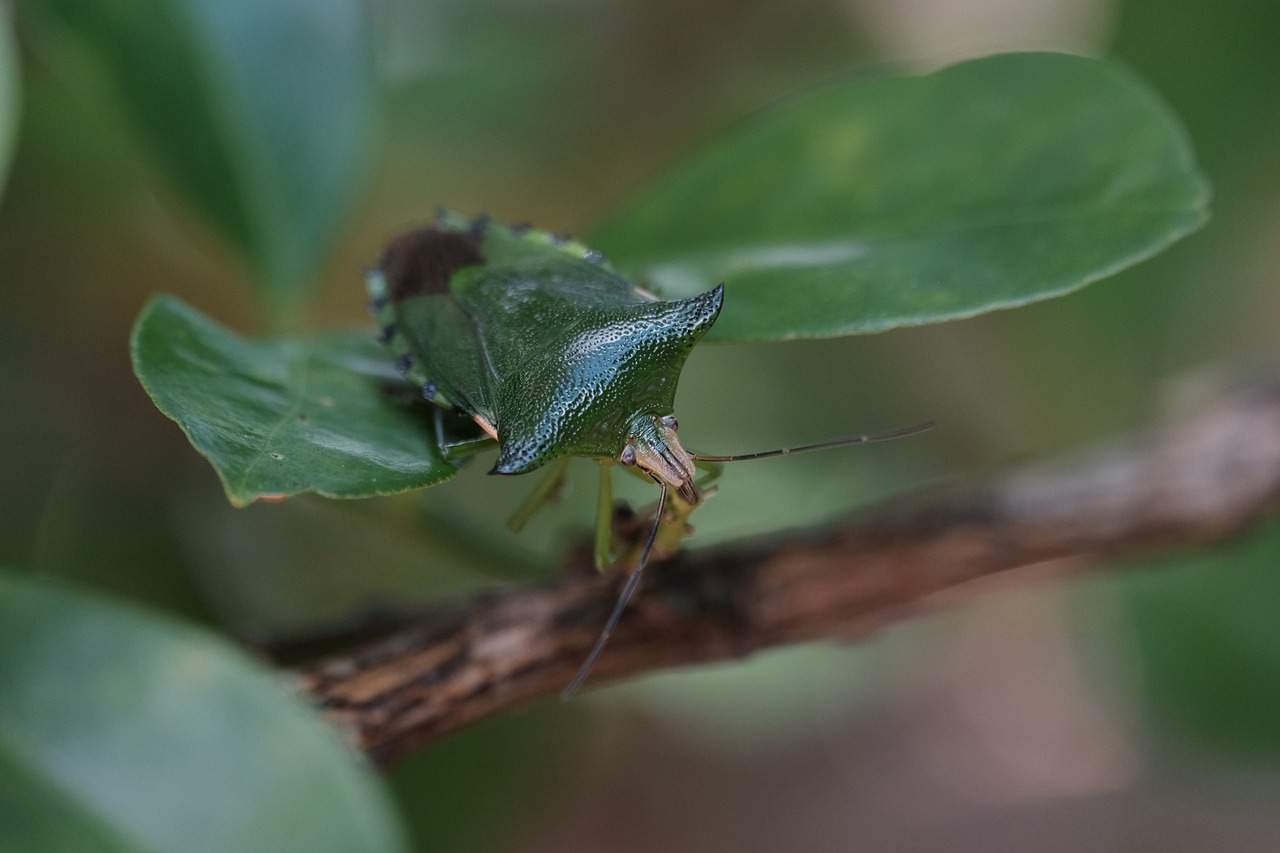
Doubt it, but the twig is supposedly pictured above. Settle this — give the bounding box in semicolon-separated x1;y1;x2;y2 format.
294;372;1280;767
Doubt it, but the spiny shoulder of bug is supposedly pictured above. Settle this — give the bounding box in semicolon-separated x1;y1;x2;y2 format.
363;210;721;508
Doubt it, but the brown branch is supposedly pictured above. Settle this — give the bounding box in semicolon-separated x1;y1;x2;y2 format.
294;372;1280;767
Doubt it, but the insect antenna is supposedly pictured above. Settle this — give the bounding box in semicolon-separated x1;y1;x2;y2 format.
691;420;934;462
563;481;670;699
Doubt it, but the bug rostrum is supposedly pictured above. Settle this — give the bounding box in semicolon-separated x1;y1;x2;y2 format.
367;212;930;696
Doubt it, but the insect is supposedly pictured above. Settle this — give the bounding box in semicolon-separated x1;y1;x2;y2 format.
366;212;930;696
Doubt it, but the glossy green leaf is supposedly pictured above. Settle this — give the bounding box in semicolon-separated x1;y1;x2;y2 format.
0;7;18;201
34;0;375;305
0;575;407;852
594;52;1209;342
131;295;474;507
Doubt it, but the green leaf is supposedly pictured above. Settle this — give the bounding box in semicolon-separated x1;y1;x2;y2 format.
34;0;375;306
131;295;473;507
0;575;407;852
0;7;19;200
594;52;1210;342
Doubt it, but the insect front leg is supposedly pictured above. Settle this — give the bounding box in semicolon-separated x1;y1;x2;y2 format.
610;463;702;565
433;406;497;462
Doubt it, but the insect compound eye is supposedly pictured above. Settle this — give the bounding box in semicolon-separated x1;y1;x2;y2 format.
660;415;679;432
620;444;637;466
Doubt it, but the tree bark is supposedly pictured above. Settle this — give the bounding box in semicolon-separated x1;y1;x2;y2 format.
293;373;1280;768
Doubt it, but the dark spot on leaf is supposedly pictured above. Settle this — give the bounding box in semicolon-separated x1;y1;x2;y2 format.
509;222;531;236
421;381;437;400
378;323;397;343
380;227;485;304
396;353;415;373
549;232;570;248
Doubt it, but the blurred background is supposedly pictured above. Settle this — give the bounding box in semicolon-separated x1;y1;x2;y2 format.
3;0;1280;850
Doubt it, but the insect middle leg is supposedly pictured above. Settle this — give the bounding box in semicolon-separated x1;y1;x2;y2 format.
507;456;572;533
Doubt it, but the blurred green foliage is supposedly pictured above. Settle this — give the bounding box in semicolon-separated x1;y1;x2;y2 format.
3;0;1280;850
0;576;406;852
27;0;376;314
0;10;16;197
1122;524;1280;762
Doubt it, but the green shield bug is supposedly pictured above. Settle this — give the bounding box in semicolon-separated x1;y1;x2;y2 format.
367;211;930;696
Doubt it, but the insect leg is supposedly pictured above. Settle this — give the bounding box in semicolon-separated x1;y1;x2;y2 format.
563;481;669;699
432;407;497;462
440;435;497;461
593;461;614;571
507;456;572;533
